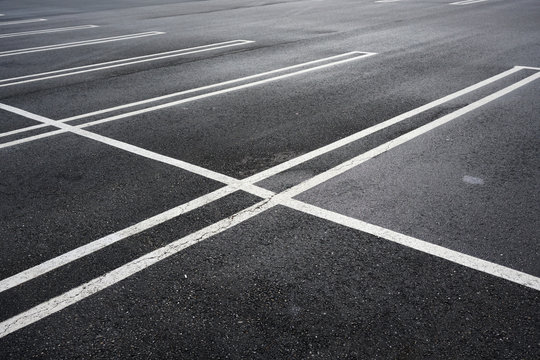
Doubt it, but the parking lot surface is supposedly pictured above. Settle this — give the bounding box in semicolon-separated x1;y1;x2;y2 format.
0;0;539;358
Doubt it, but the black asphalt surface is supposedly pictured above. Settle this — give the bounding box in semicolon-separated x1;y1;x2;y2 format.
0;0;539;358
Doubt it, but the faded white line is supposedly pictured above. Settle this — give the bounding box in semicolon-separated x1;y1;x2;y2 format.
0;31;164;58
0;71;538;337
0;25;98;39
450;0;488;5
0;39;253;87
0;18;46;26
0;52;376;145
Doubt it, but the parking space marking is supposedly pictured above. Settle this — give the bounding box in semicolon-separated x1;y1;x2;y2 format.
0;68;537;297
450;0;488;5
0;51;376;146
0;67;529;291
0;40;253;88
284;199;540;290
0;25;98;39
0;18;47;26
1;68;539;336
279;72;540;199
0;31;165;58
0;64;518;145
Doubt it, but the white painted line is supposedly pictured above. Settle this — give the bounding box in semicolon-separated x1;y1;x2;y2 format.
0;25;98;39
0;64;518;143
0;39;253;87
245;66;523;184
516;65;540;71
375;0;401;3
60;51;375;123
280;72;540;199
284;199;540;290
450;0;488;5
0;66;529;285
0;52;376;145
0;186;237;292
0;199;275;339
0;31;164;58
0;71;538;336
0;18;47;26
0;103;273;198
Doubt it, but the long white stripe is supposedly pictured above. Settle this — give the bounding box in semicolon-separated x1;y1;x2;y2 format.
450;0;488;5
0;199;275;338
0;25;98;39
0;40;254;87
60;52;375;123
0;186;237;292
284;199;540;290
0;64;517;142
0;18;46;26
0;67;528;287
244;66;522;184
0;31;164;58
0;71;538;337
281;73;540;199
0;52;375;146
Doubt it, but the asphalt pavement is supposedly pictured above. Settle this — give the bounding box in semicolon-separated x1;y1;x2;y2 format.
0;0;538;358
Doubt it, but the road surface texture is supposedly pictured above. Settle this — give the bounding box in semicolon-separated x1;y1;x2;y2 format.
0;0;538;358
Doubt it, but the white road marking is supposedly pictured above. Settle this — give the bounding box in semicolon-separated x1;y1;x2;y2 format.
284;199;540;291
0;186;237;292
1;69;539;336
0;64;518;143
0;39;254;87
0;52;376;146
450;0;488;5
60;51;375;123
0;25;98;39
280;72;540;199
0;18;47;26
516;65;540;71
245;66;522;184
0;67;531;288
375;0;401;3
0;31;164;58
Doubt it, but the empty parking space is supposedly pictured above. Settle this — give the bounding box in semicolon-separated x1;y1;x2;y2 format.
0;0;538;358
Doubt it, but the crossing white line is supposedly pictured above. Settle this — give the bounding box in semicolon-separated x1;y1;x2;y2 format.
0;31;164;58
1;70;539;337
0;67;529;287
450;0;488;5
0;39;253;88
0;25;98;39
1;64;516;147
0;69;537;299
0;51;376;147
0;18;47;26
